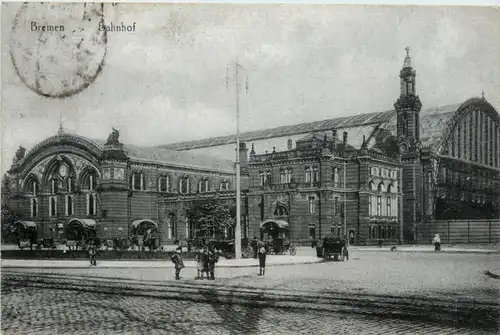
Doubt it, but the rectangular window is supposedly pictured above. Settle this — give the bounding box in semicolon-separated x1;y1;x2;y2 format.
280;171;286;184
387;197;391;217
31;198;38;218
87;193;97;216
309;197;316;214
368;195;372;216
65;195;74;216
259;172;265;186
49;196;57;217
334;197;339;215
376;196;381;216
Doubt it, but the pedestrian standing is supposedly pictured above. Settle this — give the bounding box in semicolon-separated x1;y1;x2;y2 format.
202;247;210;279
258;245;267;276
208;249;219;280
171;247;185;280
88;240;97;266
195;249;205;280
433;234;441;252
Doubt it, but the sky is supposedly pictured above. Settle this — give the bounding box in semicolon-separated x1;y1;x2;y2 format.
2;4;500;175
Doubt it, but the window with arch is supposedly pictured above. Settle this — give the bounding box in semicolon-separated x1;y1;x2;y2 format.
369;181;377;191
377;183;385;193
158;175;171;193
313;166;320;182
305;166;312;183
66;177;75;193
131;172;145;191
333;167;340;187
179;176;190;194
273;204;288;216
25;177;38;196
198;177;210;193
387;184;393;194
50;178;60;194
220;180;230;191
167;213;178;239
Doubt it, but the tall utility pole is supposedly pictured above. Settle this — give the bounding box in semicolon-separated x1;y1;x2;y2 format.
344;160;347;243
228;62;246;259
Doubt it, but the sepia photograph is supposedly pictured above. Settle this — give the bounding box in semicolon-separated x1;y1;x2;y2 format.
1;2;499;334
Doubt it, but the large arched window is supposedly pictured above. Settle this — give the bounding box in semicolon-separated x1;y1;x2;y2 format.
179;176;190;194
24;175;39;196
158;175;171;193
167;213;177;239
198;177;210;193
131;172;145;191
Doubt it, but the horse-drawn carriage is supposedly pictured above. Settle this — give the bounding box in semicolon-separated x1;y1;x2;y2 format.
321;235;348;261
12;221;39;250
129;219;161;251
260;219;297;256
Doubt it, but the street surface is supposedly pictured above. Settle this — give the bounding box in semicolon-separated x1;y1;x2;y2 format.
2;251;499;334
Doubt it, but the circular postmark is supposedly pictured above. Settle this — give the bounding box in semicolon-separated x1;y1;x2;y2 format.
10;3;107;98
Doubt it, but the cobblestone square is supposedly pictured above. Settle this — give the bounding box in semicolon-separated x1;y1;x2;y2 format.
2;251;499;334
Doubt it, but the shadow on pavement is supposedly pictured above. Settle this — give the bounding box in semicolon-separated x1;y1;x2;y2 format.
2;270;499;333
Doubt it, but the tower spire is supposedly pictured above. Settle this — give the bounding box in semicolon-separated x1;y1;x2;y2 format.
403;46;411;68
57;109;64;135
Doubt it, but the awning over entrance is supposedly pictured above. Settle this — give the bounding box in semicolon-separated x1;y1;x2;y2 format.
260;219;289;229
67;218;97;229
14;221;38;229
131;219;158;229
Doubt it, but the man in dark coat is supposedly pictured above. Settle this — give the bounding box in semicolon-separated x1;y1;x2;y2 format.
251;236;258;259
171;247;185;280
208;249;219;280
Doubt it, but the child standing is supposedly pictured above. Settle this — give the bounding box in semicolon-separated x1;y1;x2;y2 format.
258;245;267;276
195;249;205;280
171;247;185;280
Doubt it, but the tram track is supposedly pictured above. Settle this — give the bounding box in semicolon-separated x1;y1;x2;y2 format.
2;271;499;331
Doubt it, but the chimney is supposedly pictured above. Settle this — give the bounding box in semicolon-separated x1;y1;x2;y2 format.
287;139;293;150
331;129;338;149
237;142;248;168
343;131;348;144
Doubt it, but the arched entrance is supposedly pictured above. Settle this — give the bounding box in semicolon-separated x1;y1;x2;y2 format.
66;219;97;249
131;219;160;250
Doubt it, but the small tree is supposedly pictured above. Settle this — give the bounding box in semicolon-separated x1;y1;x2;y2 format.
189;203;234;240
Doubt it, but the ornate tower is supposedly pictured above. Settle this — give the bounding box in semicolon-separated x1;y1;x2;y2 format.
394;46;422;154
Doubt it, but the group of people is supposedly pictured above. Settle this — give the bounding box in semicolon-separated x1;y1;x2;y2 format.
170;245;221;280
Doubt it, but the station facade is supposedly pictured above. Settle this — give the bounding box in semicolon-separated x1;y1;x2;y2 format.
4;49;500;245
